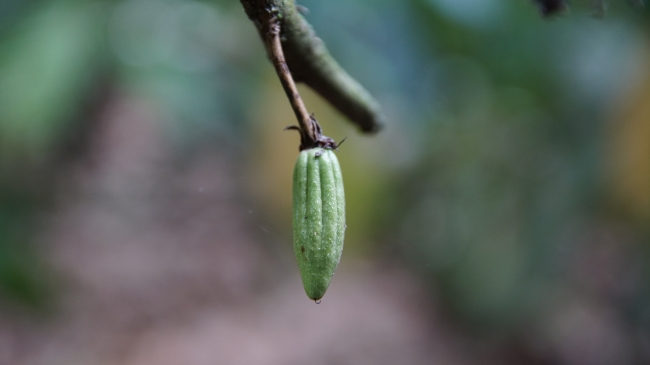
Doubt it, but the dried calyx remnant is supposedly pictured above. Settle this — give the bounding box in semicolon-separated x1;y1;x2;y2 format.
239;0;384;145
285;116;341;151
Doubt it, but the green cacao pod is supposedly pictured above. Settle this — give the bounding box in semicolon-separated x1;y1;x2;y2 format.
292;148;345;301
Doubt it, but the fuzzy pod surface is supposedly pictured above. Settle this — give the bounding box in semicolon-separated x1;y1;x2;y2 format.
292;148;345;301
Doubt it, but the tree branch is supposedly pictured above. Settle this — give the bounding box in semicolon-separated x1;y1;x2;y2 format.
239;0;384;133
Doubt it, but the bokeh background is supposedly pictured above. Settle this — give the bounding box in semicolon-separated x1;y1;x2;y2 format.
1;0;649;364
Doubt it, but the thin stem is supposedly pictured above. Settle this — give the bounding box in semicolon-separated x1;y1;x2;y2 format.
265;17;317;146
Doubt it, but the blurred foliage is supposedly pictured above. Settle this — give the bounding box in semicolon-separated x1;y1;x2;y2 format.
0;2;648;360
385;0;650;337
0;0;264;306
0;0;109;307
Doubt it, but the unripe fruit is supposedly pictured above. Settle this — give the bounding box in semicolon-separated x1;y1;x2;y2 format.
292;148;345;301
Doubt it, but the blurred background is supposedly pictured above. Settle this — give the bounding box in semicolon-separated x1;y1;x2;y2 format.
0;0;649;364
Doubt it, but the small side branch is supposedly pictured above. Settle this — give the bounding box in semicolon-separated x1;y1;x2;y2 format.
239;0;384;133
264;13;340;150
533;0;567;16
266;17;317;146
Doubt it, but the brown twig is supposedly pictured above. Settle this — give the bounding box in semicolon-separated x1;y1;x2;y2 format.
265;16;316;147
261;12;340;151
